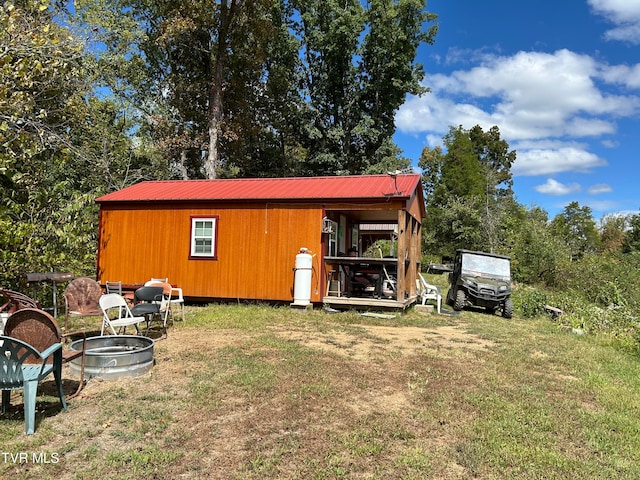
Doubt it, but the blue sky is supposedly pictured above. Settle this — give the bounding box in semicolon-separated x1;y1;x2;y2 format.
394;0;640;220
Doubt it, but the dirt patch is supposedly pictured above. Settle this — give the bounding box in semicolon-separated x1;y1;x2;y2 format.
268;322;495;361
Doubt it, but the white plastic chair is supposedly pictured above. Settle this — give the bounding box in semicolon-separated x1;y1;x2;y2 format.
146;282;173;325
99;294;146;336
417;273;442;313
168;286;185;321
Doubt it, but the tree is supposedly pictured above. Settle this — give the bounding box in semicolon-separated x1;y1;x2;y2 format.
622;212;640;253
0;0;146;288
419;125;515;256
600;213;627;253
469;125;515;200
1;0;86;172
503;205;570;285
361;0;436;150
75;0;282;179
292;0;436;175
425;195;484;258
76;0;437;179
469;125;515;252
417;145;444;199
550;201;601;260
0;0;86;285
438;126;485;198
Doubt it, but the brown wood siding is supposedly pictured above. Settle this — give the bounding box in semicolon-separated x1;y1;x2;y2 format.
97;202;324;302
405;191;425;223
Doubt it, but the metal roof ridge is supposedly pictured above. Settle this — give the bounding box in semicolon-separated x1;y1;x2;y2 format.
136;173;419;182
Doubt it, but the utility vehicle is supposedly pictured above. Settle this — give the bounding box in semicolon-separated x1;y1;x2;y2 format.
446;249;513;318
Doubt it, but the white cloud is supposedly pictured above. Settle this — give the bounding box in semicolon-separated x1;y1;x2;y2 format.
588;183;613;194
603;209;640;219
395;93;493;134
512;147;607;176
586;199;620;212
588;0;640;43
425;134;444;149
395;49;638;178
600;63;640;89
601;138;619;148
534;179;582;196
397;50;639;138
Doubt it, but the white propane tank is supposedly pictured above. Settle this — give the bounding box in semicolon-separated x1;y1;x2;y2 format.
292;248;313;306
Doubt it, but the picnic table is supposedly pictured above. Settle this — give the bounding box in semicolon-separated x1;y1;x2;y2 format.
26;272;74;317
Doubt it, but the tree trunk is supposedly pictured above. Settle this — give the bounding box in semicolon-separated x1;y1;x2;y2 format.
179;150;189;180
206;81;223;179
203;0;238;180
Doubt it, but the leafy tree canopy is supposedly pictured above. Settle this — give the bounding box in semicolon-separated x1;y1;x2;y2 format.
0;0;151;287
550;201;601;260
74;0;438;179
622;212;640;254
419;124;515;257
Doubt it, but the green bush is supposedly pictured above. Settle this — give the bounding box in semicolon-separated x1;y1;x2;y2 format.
545;289;583;314
512;287;547;318
560;253;640;309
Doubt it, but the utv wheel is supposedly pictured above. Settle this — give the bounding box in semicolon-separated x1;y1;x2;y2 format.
446;289;454;307
502;298;514;319
454;290;466;311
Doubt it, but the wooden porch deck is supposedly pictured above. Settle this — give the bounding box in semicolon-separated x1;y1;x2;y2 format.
322;294;418;311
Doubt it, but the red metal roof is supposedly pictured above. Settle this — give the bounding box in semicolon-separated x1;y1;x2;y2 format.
96;174;423;203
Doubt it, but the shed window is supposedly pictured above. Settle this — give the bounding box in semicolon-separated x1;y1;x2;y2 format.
190;216;218;259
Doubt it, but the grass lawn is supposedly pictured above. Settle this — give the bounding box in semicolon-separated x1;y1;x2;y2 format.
2;303;640;479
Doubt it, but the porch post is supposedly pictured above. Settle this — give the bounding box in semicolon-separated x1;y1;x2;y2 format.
396;210;407;300
408;215;420;298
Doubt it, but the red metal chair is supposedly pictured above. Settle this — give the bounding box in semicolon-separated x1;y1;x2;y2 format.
4;308;87;399
0;288;41;314
63;277;103;332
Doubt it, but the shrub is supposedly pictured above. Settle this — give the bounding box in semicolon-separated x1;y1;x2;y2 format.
512;286;547;318
560;253;640;310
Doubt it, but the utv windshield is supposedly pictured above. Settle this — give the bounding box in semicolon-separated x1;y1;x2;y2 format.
460;253;510;281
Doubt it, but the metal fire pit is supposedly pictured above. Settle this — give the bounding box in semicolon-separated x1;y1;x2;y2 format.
68;335;154;380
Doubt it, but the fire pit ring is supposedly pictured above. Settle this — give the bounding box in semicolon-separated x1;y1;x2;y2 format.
68;335;154;380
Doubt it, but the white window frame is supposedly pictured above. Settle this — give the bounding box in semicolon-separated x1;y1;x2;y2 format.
190;216;218;259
